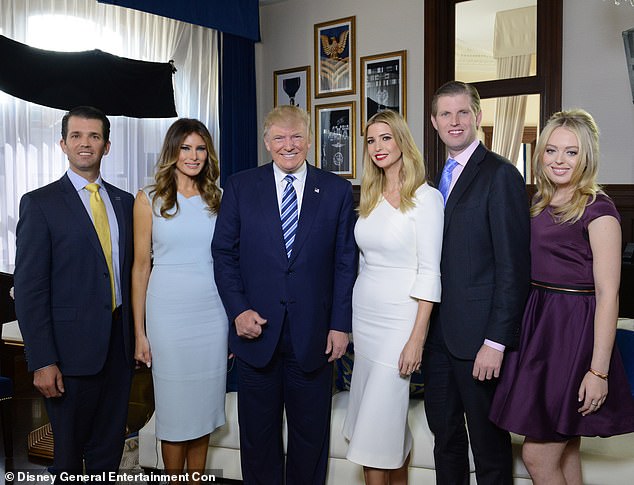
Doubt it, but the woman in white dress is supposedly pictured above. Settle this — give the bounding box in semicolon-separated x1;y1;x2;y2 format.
132;119;227;480
343;110;444;485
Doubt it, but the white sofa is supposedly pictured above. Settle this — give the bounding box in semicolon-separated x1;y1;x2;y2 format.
139;389;634;484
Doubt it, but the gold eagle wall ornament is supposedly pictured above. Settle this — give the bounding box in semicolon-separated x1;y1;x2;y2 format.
320;30;349;61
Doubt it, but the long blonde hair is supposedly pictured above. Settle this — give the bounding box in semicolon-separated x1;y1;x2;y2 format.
150;118;221;218
358;110;426;217
531;109;602;223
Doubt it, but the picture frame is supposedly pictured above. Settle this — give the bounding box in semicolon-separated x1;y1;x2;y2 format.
274;65;311;112
360;50;407;134
314;16;356;98
623;28;634;104
315;101;356;179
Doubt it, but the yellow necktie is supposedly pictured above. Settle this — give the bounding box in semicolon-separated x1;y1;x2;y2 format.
85;183;115;310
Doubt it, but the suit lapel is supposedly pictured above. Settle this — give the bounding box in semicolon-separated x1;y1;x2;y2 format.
289;164;321;265
257;164;289;262
59;174;106;263
443;142;486;234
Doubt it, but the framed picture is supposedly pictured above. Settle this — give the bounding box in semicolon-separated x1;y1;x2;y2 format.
623;28;634;104
360;50;407;134
315;101;356;179
314;16;355;98
274;66;311;112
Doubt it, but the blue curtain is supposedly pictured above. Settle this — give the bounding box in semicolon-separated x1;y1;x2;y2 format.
219;33;258;185
97;0;260;41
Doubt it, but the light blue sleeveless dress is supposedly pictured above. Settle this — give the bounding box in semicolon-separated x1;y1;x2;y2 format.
144;189;228;441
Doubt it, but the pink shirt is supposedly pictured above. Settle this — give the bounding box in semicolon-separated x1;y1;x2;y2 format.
444;138;479;198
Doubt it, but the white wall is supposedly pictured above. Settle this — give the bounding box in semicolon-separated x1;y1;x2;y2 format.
563;0;634;183
258;0;634;184
257;0;424;185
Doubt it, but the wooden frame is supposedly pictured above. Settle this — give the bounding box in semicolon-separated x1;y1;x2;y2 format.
315;101;356;178
360;50;407;134
423;0;562;180
314;16;356;98
274;65;311;112
623;28;634;104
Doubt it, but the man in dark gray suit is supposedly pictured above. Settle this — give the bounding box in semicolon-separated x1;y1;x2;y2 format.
423;81;530;484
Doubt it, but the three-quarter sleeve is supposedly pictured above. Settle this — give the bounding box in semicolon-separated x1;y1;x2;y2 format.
409;185;444;302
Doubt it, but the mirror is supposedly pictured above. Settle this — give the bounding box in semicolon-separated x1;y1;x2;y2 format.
455;0;537;83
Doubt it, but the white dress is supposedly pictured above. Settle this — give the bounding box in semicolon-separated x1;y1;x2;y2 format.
145;191;228;441
342;183;443;468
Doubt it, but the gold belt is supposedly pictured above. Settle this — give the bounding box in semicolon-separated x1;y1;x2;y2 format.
531;280;595;294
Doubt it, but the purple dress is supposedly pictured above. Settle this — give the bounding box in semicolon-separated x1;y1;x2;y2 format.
490;194;634;441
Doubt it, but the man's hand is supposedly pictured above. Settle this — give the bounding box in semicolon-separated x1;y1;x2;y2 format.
325;330;349;362
234;309;267;339
34;364;64;398
472;344;504;381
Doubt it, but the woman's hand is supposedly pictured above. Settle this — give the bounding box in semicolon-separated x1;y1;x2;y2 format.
399;338;423;378
135;334;152;368
577;371;608;416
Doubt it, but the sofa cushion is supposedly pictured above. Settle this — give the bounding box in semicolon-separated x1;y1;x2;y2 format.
209;391;241;449
329;390;472;471
616;328;634;396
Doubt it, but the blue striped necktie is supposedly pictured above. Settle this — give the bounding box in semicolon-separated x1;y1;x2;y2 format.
281;174;298;258
438;158;459;206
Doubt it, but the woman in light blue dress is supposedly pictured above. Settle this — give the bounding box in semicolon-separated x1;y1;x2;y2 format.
132;119;227;477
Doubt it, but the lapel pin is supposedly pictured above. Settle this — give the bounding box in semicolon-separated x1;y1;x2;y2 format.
314;188;320;193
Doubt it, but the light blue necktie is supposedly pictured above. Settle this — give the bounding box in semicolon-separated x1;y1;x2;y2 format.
281;174;298;258
438;158;459;206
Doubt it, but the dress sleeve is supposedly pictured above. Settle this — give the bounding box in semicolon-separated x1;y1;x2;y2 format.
583;193;621;231
409;185;444;302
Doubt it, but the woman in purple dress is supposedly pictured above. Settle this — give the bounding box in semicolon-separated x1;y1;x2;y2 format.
490;109;634;484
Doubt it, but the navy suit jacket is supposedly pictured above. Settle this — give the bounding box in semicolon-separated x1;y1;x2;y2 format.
429;143;530;360
212;162;357;372
14;173;134;375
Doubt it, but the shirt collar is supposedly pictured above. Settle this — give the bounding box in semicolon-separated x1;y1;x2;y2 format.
272;160;308;185
449;139;480;167
67;168;104;193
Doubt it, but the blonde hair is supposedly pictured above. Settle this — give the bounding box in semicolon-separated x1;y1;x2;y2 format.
358;110;426;217
531;109;602;223
263;105;311;141
150;118;221;218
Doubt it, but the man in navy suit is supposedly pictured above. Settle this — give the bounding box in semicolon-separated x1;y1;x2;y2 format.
423;81;530;484
212;105;357;485
14;106;135;475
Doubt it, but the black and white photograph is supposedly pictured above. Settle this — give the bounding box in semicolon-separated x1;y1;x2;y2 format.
360;50;406;133
315;101;355;178
274;65;311;111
